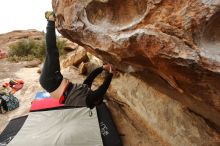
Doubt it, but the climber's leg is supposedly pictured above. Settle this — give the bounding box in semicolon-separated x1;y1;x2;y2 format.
39;13;63;93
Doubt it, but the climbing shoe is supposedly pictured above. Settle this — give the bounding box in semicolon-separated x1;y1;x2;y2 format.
45;11;56;21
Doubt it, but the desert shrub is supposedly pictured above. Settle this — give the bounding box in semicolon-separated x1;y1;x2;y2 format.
8;38;67;62
57;39;67;55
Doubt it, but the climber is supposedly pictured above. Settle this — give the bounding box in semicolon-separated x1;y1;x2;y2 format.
39;11;115;109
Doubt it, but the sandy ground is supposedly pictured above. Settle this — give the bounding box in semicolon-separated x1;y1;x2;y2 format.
0;59;43;133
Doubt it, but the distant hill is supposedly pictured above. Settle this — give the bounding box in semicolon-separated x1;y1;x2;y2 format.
0;29;44;53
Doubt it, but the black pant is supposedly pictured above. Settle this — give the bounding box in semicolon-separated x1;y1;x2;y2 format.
39;21;63;93
40;21;113;108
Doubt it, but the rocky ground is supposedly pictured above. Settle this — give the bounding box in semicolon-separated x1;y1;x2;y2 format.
0;30;44;132
0;29;84;133
0;59;42;132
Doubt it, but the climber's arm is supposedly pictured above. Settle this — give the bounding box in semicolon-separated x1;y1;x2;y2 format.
83;67;104;87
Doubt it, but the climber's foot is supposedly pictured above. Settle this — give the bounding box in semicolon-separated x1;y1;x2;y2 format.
45;11;56;21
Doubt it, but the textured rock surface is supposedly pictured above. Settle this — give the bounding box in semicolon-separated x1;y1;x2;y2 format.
53;0;220;145
62;46;88;68
107;74;220;146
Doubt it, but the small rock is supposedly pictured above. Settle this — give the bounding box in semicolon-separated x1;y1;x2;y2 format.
0;50;7;59
78;62;87;75
62;46;88;68
63;43;79;52
24;59;41;68
37;68;41;74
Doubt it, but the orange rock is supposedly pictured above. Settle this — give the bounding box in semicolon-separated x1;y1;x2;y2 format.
53;0;220;145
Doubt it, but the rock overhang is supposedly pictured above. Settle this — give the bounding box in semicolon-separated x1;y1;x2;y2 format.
53;0;220;127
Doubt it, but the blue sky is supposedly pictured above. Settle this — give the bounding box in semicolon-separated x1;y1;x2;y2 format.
0;0;52;34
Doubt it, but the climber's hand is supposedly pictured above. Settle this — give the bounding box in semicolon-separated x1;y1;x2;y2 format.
103;63;111;71
103;63;115;74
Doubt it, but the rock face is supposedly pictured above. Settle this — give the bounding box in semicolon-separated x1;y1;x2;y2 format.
62;46;88;68
108;73;220;146
53;0;220;145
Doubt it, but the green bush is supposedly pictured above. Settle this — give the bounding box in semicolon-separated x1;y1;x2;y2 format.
8;38;67;62
56;39;67;56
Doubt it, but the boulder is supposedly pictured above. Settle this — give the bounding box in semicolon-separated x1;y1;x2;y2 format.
107;74;220;146
53;0;220;145
59;37;79;51
24;59;42;68
78;62;87;75
62;46;89;68
0;50;7;59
